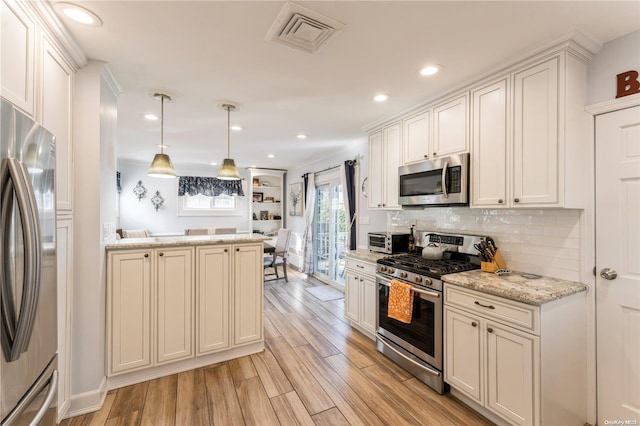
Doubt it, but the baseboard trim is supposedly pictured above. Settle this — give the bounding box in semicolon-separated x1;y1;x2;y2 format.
107;341;264;390
64;376;108;419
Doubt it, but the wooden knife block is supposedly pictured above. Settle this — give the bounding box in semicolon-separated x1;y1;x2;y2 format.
481;248;507;272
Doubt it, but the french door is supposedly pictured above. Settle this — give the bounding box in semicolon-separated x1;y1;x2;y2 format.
313;179;347;285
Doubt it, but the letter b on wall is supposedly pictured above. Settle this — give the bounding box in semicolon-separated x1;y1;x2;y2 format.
616;70;640;98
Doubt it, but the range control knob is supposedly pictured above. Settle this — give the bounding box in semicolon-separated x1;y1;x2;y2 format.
379;266;386;272
400;272;407;278
388;268;395;274
414;276;423;283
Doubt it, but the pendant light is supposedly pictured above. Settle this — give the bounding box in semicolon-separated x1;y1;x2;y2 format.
148;93;176;178
217;103;240;180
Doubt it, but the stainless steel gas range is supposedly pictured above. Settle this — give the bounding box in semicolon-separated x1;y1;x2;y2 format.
375;231;485;394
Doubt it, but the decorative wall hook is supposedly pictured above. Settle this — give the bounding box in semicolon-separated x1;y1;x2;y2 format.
133;180;147;201
151;191;164;211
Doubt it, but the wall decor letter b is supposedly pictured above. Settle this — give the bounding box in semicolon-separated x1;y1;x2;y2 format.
616;70;640;98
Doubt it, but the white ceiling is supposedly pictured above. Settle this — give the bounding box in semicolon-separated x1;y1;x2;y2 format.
53;1;640;171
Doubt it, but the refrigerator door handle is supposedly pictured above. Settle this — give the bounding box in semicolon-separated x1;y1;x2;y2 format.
0;158;42;361
0;158;18;360
0;356;58;426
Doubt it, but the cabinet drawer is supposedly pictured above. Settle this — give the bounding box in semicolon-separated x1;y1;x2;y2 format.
445;286;539;334
345;258;377;277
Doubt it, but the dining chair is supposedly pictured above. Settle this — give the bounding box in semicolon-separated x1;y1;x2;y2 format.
185;228;209;236
264;228;292;282
212;227;237;234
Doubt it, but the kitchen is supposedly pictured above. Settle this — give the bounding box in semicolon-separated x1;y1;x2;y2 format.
1;1;639;425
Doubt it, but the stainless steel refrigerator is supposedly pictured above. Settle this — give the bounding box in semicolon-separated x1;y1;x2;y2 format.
1;98;58;425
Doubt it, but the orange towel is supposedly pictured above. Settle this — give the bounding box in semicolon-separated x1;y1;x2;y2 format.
388;280;413;323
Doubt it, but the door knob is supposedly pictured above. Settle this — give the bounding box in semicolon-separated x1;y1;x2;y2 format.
600;268;618;280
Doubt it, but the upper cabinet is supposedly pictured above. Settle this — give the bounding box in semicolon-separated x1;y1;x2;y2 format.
432;93;469;158
402;111;430;164
1;0;36;115
368;122;401;209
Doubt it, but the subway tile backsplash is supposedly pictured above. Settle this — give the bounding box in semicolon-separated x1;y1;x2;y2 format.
388;208;583;282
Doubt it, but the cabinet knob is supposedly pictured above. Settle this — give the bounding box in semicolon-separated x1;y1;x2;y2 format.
514;198;520;203
236;248;240;252
498;199;504;204
424;154;429;158
433;152;437;156
487;327;494;333
224;249;228;252
382;204;386;207
159;252;164;256
144;253;149;258
471;322;477;327
378;204;382;207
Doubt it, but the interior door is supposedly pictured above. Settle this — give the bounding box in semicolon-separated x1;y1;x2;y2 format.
313;181;347;285
596;105;640;423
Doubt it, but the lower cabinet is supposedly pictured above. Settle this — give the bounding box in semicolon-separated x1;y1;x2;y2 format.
345;257;377;336
444;284;586;426
107;243;263;377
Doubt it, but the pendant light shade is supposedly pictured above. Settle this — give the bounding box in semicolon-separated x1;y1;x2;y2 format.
148;93;176;178
217;103;240;180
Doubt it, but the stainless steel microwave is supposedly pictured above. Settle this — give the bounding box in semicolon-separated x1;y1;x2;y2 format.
398;153;469;207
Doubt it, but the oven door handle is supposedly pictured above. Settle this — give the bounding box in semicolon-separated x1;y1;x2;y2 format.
411;287;440;299
378;337;441;377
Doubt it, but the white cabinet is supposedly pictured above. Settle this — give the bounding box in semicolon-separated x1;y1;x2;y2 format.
471;52;588;209
368;122;401;209
432;93;469;158
444;284;586;426
1;0;35;114
233;243;264;346
196;245;230;355
56;217;73;417
155;248;194;364
248;168;285;238
41;37;74;212
344;257;377;337
402;111;430;164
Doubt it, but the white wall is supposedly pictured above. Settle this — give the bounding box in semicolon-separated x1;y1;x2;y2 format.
117;160;250;235
71;61;118;409
588;30;640;105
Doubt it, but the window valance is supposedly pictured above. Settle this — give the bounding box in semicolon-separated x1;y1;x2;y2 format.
178;176;244;197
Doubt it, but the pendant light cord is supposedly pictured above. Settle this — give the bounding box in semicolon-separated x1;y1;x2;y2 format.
160;95;165;155
227;105;231;158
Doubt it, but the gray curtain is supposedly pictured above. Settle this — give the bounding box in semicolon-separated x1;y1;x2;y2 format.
178;176;244;196
302;173;316;274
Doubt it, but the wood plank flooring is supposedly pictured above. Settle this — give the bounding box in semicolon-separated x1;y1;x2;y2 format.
61;270;493;426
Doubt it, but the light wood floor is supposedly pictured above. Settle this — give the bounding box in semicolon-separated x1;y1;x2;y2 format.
62;270;493;426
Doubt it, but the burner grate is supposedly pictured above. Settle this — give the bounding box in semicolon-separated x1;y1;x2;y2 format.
378;253;479;277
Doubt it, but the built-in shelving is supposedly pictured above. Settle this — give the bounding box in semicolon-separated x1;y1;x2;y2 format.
247;168;285;239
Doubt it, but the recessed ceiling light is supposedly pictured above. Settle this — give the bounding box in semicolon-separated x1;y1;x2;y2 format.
144;113;158;121
231;125;242;131
55;2;103;27
419;65;441;76
373;94;390;102
296;134;308;139
267;154;275;159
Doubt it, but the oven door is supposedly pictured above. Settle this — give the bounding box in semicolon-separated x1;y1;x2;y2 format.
377;276;442;371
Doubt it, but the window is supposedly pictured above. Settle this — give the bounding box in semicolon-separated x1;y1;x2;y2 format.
178;194;239;216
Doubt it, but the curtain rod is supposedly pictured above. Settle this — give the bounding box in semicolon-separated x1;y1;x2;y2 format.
302;158;358;178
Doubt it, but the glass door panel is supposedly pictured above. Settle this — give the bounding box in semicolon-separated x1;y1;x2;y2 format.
313;182;346;285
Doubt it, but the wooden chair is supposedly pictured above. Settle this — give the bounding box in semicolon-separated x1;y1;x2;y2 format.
122;229;150;238
264;229;292;282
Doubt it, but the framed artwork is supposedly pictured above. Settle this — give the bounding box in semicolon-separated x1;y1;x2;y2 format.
289;182;303;216
252;177;260;187
260;210;269;220
264;196;275;203
253;192;263;202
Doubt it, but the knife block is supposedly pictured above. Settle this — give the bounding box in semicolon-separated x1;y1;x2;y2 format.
480;248;507;272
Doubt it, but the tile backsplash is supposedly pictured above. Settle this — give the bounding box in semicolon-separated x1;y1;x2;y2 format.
388;208;583;282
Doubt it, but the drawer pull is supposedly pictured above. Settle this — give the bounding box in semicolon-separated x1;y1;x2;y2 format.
471;322;477;327
487;327;494;333
356;265;364;269
144;254;149;258
159;253;164;257
474;301;495;309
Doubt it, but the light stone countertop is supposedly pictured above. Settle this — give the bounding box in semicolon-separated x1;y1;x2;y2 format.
442;269;588;306
105;233;271;250
346;249;388;264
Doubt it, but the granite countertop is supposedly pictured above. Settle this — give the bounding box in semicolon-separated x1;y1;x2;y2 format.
442;269;588;306
346;249;388;263
105;233;271;250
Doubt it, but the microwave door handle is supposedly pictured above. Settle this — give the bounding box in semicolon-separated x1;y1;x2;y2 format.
441;161;449;199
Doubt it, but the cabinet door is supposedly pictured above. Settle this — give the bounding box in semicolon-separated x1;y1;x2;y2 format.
56;218;73;416
445;308;484;404
486;322;536;426
360;276;377;333
403;111;430;164
233;244;263;346
368;131;384;209
108;250;152;375
0;0;35;114
512;57;559;207
156;248;194;364
344;271;361;322
433;94;469;157
471;79;509;207
41;38;73;212
197;246;230;355
383;122;401;209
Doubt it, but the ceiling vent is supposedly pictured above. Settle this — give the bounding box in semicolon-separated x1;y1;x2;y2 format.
265;2;345;54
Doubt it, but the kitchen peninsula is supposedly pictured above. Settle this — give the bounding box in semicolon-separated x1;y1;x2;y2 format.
104;233;269;389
